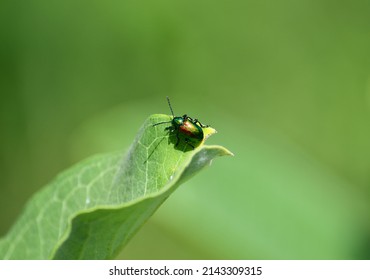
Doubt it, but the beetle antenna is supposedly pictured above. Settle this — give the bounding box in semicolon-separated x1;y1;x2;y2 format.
152;121;171;127
166;96;175;117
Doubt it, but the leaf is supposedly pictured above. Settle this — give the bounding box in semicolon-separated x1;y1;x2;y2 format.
0;114;232;259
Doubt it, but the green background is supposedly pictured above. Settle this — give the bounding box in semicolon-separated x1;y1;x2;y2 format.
1;0;370;259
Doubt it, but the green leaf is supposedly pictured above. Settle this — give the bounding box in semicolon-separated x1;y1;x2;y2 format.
0;114;232;259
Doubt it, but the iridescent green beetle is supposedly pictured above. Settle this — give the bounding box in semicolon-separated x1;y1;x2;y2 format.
153;96;209;148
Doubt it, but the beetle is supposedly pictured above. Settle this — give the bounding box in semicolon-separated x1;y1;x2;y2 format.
153;96;209;149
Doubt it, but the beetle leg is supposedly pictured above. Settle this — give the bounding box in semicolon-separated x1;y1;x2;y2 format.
193;119;209;128
175;133;180;147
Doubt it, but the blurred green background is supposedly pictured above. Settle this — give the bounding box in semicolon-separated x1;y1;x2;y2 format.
1;0;370;259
